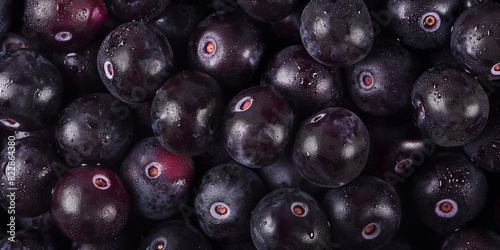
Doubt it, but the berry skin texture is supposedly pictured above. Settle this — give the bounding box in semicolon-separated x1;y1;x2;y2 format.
23;0;108;50
0;49;64;131
293;107;370;188
322;175;402;250
222;86;295;168
300;0;374;67
119;137;195;220
51;166;130;244
151;70;224;157
53;93;134;168
97;21;175;103
411;152;488;235
250;188;331;249
451;3;500;80
386;0;461;51
194;162;267;242
261;44;344;119
411;66;489;147
187;9;265;92
345;36;423;116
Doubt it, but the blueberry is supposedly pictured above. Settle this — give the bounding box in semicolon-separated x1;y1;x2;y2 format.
323;175;403;249
0;49;64;131
187;9;265;92
51;166;130;244
120;137;195;220
151;70;224;157
53;93;134;168
451;3;500;80
411;65;489;147
344;36;423;116
23;0;108;50
386;0;461;51
463;91;500;172
261;44;343;119
300;0;374;67
222;86;295;168
293;107;370;188
97;21;175;103
194;162;267;242
250;188;331;249
411;152;488;234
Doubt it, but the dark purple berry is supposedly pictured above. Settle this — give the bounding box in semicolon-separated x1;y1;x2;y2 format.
97;21;174;103
293;107;370;188
300;0;374;67
51;166;130;244
120;137;195;220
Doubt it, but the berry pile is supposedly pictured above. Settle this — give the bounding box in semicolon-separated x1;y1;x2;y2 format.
0;0;500;249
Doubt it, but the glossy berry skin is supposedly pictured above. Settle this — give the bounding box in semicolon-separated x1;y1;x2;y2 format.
52;38;106;96
322;175;402;250
411;152;488;235
0;49;64;131
138;220;212;250
345;36;422;116
23;0;107;50
451;3;500;80
293;107;370;188
106;0;170;21
250;188;331;249
222;86;295;168
194;162;267;242
120;137;195;220
300;0;374;67
238;0;297;22
97;21;175;103
51;166;130;244
54;93;134;168
187;9;265;92
463;91;500;172
261;44;343;119
151;70;224;157
0;137;63;217
149;1;210;70
411;66;489;147
441;227;500;250
386;0;461;51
